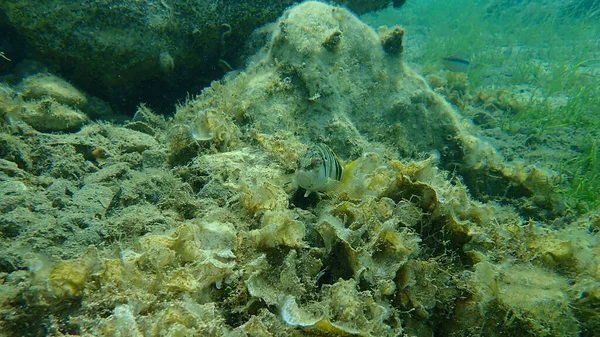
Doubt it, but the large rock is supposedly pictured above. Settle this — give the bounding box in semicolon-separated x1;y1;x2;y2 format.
0;0;393;113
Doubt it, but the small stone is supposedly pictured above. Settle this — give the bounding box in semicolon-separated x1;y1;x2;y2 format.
19;73;88;109
20;98;87;132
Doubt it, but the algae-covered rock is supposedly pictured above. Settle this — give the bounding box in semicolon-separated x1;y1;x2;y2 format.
167;107;241;165
0;0;391;112
2;79;93;132
19;98;87;132
19;73;88;109
173;0;561;221
47;250;99;299
1;2;597;337
450;261;580;337
0;83;23;129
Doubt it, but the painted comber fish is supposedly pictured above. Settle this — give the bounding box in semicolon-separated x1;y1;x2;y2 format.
295;143;343;197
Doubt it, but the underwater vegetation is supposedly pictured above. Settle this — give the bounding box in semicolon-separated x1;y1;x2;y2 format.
364;0;600;211
0;1;599;337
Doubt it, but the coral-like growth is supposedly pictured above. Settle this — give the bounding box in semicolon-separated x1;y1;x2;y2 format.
380;26;405;55
167;108;241;164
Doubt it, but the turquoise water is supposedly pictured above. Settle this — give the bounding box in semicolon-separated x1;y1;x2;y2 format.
364;0;600;210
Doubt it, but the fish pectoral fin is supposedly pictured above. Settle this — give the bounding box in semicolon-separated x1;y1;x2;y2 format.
341;159;359;184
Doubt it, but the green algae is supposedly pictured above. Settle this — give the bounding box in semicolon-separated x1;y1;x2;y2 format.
364;0;600;210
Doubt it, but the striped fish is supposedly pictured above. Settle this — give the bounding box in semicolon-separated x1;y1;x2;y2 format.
442;55;470;73
296;143;343;196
